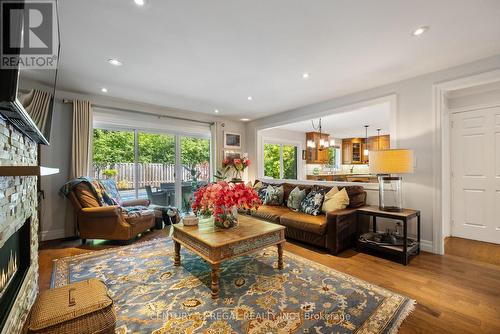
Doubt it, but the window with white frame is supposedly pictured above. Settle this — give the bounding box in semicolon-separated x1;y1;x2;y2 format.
263;141;298;180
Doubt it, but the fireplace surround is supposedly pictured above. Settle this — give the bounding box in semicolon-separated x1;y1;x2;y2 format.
0;117;39;334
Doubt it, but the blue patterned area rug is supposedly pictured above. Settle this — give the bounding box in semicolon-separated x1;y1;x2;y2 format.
51;238;415;333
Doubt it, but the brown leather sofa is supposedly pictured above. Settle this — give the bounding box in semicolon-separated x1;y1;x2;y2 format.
67;182;155;242
246;181;367;254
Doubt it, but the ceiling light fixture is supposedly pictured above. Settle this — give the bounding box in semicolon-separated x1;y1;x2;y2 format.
412;26;429;36
134;0;145;6
101;87;108;93
107;58;123;66
241;118;250;121
214;109;219;114
302;72;310;79
247;96;253;101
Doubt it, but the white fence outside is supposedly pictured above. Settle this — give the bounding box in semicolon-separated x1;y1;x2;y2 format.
93;163;210;189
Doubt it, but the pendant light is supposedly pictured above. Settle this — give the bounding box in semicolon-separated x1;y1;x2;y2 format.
311;118;330;150
363;125;369;156
377;128;381;150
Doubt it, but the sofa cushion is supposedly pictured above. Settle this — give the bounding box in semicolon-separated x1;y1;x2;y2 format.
74;183;100;208
264;185;284;206
280;211;327;235
299;188;325;216
250;205;290;223
287;186;306;211
322;188;349;213
342;186;366;208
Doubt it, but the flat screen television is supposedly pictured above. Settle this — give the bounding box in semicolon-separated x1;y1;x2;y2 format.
0;0;60;145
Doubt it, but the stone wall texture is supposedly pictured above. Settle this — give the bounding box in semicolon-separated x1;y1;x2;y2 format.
0;117;38;334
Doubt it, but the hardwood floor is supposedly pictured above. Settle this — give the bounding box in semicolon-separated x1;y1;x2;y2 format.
39;229;500;334
445;236;500;266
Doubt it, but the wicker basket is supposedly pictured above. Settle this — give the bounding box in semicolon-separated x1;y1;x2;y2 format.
26;279;116;334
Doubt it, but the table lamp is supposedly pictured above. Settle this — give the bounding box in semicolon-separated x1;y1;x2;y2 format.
369;149;414;212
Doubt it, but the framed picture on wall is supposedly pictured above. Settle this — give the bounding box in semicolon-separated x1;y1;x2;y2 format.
224;150;242;161
224;131;241;149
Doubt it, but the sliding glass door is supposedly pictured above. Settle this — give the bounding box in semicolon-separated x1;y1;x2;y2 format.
180;136;211;212
137;132;176;206
92;129;136;201
92;127;211;213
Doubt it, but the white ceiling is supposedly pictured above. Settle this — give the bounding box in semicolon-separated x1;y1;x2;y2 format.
276;102;391;138
50;0;500;120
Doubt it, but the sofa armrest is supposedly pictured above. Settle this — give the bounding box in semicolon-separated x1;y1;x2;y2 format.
324;208;359;254
121;199;150;207
81;206;122;218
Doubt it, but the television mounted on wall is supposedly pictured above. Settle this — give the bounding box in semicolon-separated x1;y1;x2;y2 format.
0;0;60;144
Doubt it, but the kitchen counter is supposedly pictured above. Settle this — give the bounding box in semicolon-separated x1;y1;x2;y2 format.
306;173;378;183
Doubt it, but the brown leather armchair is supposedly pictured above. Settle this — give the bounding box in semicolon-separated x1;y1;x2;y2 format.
67;182;155;242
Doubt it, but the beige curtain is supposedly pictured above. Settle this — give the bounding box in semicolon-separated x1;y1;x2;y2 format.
18;89;53;137
70;100;93;179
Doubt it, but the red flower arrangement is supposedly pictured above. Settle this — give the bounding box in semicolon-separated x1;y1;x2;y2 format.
222;157;251;182
191;181;261;228
223;156;251;171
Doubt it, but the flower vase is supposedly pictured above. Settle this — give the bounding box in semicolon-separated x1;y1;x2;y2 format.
231;170;243;183
214;207;239;229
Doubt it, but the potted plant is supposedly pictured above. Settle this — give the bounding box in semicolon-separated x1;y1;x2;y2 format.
191;181;261;229
102;169;118;179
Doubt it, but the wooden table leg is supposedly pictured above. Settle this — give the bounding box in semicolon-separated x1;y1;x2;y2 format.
174;240;181;266
211;263;220;299
277;243;284;270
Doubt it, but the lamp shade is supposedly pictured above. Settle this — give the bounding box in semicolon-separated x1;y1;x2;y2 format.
369;149;414;174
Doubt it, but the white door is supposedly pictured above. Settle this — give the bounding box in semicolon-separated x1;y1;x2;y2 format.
451;106;500;244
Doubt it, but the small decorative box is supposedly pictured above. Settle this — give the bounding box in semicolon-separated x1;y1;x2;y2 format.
182;215;199;226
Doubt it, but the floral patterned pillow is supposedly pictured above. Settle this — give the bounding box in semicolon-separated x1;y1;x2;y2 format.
264;185;284;206
299;188;325;215
287;186;306;211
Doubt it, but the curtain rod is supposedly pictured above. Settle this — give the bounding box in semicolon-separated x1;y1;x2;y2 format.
62;99;215;126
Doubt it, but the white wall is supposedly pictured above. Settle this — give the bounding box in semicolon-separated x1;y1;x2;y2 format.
246;55;500;251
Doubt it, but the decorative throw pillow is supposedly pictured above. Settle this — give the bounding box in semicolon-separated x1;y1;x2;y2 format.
299;188;325;216
253;181;267;202
322;188;350;213
324;186;339;200
287;186;306;211
264;185;284;206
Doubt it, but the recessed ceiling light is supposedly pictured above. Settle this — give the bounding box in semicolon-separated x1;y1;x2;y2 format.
302;72;310;79
101;87;108;93
214;109;219;114
241;118;250;121
134;0;145;6
247;96;253;101
107;58;123;66
412;26;429;36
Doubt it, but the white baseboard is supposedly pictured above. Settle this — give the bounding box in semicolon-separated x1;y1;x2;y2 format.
420;239;433;253
41;228;66;241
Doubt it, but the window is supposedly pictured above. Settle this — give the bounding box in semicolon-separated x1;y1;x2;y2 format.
92;128;211;213
328;146;341;171
263;142;298;180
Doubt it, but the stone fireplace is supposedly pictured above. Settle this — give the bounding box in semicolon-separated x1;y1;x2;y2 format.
0;117;39;334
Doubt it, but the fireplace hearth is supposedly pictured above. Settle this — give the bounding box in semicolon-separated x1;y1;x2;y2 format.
0;219;31;330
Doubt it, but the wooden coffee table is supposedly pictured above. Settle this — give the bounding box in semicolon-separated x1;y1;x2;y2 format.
172;215;286;299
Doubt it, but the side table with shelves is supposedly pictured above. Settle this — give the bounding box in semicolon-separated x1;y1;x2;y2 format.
357;206;421;265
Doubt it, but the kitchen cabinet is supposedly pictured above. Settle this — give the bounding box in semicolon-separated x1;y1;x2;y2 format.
342;138;364;164
305;132;331;164
368;135;390;151
342;135;390;164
